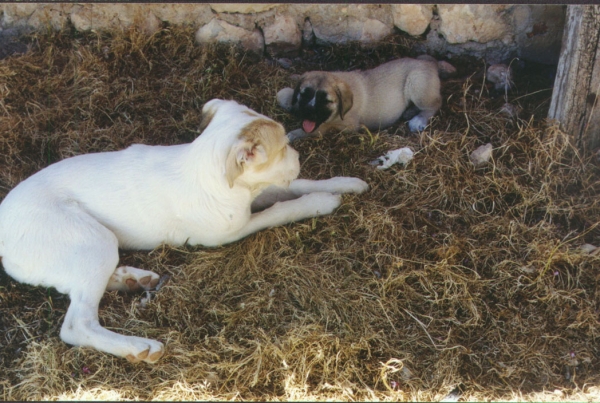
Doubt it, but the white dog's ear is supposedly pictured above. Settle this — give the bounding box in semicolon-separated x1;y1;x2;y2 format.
225;141;258;188
225;119;286;188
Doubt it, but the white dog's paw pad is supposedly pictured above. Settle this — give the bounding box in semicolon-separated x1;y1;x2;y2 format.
124;275;159;291
126;348;164;363
108;266;161;292
126;340;164;363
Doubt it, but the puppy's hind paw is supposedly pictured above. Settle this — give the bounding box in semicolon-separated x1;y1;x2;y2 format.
408;115;428;132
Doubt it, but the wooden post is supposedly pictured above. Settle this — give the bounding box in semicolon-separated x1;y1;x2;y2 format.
548;5;600;151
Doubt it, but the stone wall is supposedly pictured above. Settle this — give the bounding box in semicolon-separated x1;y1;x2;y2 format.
0;3;566;65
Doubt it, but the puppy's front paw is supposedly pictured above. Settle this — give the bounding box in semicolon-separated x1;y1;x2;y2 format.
408;115;428;132
277;87;294;112
287;128;308;142
327;177;369;194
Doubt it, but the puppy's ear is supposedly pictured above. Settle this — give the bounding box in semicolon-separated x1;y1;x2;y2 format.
335;81;353;120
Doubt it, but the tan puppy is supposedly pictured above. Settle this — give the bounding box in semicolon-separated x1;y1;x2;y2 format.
277;57;444;141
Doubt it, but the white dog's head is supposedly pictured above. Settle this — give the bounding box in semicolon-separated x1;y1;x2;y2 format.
199;99;300;193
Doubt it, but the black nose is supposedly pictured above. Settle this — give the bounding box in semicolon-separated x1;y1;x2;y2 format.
298;104;318;120
299;87;315;102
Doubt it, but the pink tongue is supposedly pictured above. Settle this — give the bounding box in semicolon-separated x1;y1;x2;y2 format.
303;120;316;133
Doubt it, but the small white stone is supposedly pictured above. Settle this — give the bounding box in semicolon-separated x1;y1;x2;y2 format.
375;147;414;170
580;244;599;254
499;103;520;119
470;143;493;167
487;64;513;91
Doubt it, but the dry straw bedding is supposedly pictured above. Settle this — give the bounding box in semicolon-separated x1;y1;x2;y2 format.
0;25;599;402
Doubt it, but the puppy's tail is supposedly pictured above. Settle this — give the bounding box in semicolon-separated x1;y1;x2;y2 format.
417;55;457;79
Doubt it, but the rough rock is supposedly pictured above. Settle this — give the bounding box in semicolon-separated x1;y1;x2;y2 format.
360;18;391;43
70;4;161;35
263;14;301;55
0;27;31;59
438;5;513;44
0;4;568;65
392;4;433;36
149;4;212;26
470;143;494;167
487;64;513;91
293;4;393;45
195;18;264;53
1;3;38;27
209;4;278;14
512;4;565;64
70;6;117;32
422;13;517;65
28;4;75;30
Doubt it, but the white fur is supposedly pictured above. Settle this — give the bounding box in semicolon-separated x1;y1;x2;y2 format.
0;99;369;363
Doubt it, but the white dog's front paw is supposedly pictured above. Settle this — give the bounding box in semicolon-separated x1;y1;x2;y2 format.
408;115;428;132
327;177;369;194
299;192;342;216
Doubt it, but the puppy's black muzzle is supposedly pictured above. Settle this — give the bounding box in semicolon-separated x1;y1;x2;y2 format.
292;87;333;133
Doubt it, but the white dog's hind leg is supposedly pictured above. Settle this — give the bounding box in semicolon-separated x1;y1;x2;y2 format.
33;207;165;363
106;266;160;292
61;289;164;363
226;192;342;243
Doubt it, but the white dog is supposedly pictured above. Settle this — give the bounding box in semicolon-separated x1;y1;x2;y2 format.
0;99;368;363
